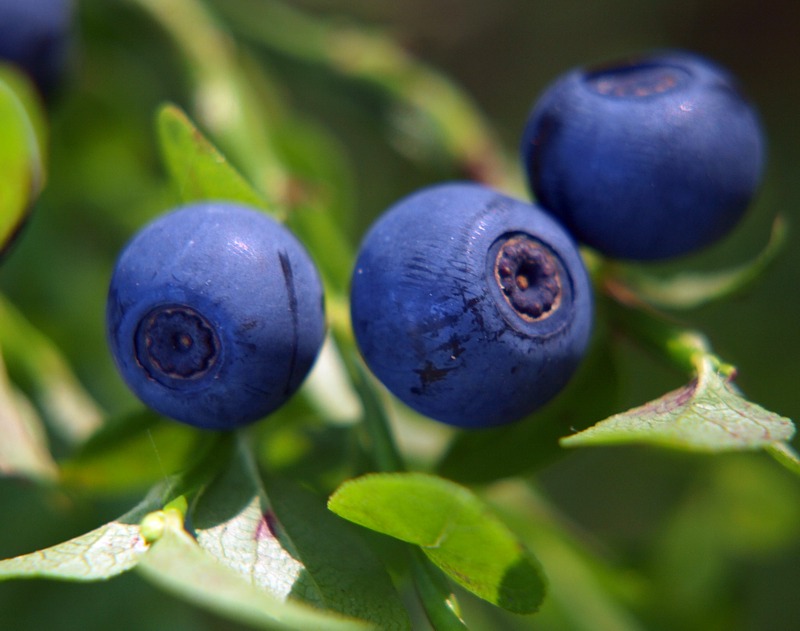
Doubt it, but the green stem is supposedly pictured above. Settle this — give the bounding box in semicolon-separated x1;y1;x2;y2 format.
324;287;404;473
410;548;470;631
607;299;735;378
331;330;403;473
353;362;405;473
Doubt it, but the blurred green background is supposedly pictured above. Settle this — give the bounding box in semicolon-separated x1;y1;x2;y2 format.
0;0;798;629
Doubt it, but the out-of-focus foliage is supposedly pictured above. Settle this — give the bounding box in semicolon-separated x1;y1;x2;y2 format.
0;0;798;629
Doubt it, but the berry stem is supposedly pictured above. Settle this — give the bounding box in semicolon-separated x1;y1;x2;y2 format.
608;298;736;379
348;354;405;473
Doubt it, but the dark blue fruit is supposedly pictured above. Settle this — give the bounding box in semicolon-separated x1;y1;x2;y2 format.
107;202;326;430
350;182;593;428
0;0;72;97
521;50;765;260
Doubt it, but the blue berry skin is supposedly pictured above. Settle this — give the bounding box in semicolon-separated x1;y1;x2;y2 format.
350;182;593;429
0;0;72;97
107;202;326;430
521;51;765;260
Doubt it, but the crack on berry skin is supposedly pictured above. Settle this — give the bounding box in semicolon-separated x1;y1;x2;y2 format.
135;305;220;382
411;360;456;394
493;235;562;322
585;62;689;98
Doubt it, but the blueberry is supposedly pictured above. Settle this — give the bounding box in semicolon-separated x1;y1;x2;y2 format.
350;182;593;428
521;50;765;260
106;202;326;430
0;0;72;98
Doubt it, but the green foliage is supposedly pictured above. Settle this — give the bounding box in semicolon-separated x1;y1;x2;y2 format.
610;217;788;310
0;0;797;629
157;104;271;213
0;67;45;259
329;472;546;614
0;485;159;580
562;355;795;452
138;508;373;631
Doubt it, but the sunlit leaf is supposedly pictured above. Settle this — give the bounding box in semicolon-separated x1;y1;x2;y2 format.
156;103;270;212
328;472;546;614
0;66;47;158
192;438;408;628
0;485;163;580
191;443;307;600
140;499;372;631
561;356;795;452
0;69;44;259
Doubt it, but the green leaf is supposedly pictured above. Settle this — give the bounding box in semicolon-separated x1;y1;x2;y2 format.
266;478;412;629
0;485;164;581
328;472;547;614
0;65;47;157
0;68;45;258
156;103;271;212
765;442;800;477
0;293;102;444
561;355;795;452
0;352;57;481
613;216;787;310
133;0;292;208
138;1;363;298
192;438;408;629
138;513;372;631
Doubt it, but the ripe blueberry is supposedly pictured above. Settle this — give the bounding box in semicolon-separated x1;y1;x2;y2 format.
106;202;326;430
350;182;593;429
0;0;72;98
521;50;765;260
